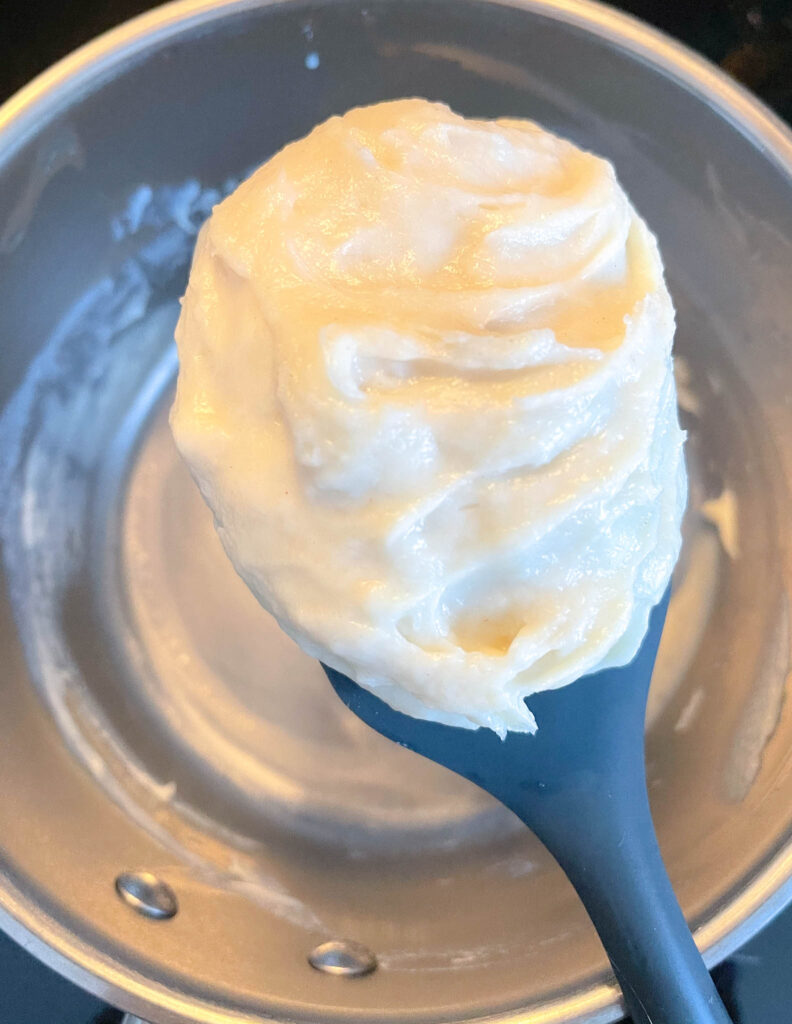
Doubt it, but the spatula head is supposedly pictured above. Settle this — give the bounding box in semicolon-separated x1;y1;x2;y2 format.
324;591;670;811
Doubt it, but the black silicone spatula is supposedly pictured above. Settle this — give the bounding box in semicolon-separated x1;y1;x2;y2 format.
324;593;732;1024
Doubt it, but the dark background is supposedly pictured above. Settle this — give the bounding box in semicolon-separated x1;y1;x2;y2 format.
1;1;791;1022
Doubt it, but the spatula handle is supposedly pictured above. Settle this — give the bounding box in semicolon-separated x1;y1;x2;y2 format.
516;776;733;1024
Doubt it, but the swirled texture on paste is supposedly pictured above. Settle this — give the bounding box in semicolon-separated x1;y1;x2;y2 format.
172;99;686;735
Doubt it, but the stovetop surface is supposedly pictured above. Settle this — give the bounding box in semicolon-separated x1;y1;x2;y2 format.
1;1;791;1021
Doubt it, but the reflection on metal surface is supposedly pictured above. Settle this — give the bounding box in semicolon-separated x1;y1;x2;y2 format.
308;940;378;977
115;872;178;920
0;122;84;253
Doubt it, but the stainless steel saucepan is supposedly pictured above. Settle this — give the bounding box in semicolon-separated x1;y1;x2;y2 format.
1;2;792;1022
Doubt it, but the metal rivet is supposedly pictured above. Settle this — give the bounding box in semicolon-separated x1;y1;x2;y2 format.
308;939;377;977
115;871;178;920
